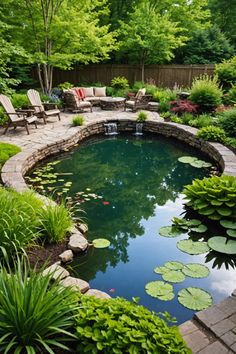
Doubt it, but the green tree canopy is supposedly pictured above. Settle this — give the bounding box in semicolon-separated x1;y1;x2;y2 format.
175;26;235;64
0;0;117;94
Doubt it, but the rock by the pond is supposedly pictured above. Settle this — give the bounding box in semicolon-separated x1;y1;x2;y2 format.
85;289;111;299
59;250;73;263
77;223;88;234
60;276;90;293
68;232;88;252
42;263;69;280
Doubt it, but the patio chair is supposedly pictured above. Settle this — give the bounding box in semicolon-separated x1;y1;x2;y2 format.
0;94;38;135
124;88;152;112
27;89;61;124
62;91;93;113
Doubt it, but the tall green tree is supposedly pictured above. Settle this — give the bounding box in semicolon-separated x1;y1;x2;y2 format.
175;26;234;64
0;0;116;94
208;0;236;48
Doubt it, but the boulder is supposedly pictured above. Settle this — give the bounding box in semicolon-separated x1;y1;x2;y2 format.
77;223;88;234
84;289;111;299
60;276;90;293
68;232;88;252
59;250;73;263
42;263;69;281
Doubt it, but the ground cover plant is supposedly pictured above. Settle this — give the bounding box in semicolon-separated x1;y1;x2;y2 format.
75;295;190;354
0;142;21;169
72;115;84;126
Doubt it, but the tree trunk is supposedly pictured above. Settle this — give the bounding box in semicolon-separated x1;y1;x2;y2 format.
141;62;145;83
36;63;53;95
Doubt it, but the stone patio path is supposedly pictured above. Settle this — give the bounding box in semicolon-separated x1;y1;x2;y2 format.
0;108;236;353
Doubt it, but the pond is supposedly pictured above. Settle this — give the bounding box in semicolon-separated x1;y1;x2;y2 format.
29;133;236;324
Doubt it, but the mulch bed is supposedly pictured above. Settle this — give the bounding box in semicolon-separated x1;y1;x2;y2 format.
27;240;68;269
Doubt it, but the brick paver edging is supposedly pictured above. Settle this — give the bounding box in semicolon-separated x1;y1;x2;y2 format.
1;118;236;191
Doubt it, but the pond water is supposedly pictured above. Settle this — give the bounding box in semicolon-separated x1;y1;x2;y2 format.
31;133;236;324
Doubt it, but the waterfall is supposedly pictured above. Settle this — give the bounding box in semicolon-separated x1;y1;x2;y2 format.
104;123;118;135
134;123;143;136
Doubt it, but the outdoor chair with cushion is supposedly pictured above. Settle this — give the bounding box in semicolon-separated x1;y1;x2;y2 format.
27;89;61;124
63;91;93;113
0;94;38;135
124;88;152;112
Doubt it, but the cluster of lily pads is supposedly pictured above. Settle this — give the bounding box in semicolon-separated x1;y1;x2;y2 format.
26;161;73;196
178;156;212;169
145;261;212;310
74;189;103;204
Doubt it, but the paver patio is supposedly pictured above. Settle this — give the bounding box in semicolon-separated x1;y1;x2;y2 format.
0;108;236;353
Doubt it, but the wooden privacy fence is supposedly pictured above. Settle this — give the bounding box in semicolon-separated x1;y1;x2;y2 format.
36;64;215;89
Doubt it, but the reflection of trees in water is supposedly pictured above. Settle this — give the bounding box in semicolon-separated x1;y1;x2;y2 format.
52;136;209;280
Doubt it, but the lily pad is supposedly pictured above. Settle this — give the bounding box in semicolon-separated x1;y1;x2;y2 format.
178;287;212;311
190;160;212;168
220;220;236;230
177;240;209;255
208;236;236;254
165;261;184;271
92;238;111;249
191;224;208;233
154;266;169;274
162;270;185;283
145;281;174;301
178;156;197;164
159;226;183;238
226;229;236;238
182;263;210;278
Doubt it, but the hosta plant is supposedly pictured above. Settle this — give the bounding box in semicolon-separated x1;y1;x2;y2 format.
183;175;236;221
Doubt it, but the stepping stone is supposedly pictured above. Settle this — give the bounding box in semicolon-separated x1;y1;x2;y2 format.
77;223;88;234
60;276;89;293
42;263;69;280
68;231;88;252
84;289;111;299
59;250;73;263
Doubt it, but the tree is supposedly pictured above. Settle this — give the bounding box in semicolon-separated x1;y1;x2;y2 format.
208;0;236;48
174;26;235;64
118;2;186;82
0;0;116;94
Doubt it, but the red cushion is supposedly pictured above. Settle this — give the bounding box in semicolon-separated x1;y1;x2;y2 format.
78;88;85;99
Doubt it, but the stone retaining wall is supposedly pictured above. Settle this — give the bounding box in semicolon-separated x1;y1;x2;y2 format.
2;119;236;192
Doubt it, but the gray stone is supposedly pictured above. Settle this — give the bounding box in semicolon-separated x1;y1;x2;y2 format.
59;250;73;263
196;306;227;326
197;340;231;354
182;329;209;353
221;331;236;347
42;263;69;280
68;232;88;252
179;321;198;336
216;297;236;317
59;276;89;293
84;289;111;299
232;289;236;297
211;318;236;337
77;223;88;234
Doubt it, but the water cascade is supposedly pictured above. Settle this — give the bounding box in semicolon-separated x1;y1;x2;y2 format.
134;123;143;136
104;123;118;135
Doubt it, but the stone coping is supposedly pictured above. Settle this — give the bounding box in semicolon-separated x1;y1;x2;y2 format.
1;118;236;192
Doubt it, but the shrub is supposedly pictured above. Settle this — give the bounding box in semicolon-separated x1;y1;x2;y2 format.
38;203;74;243
188;114;214;128
190;76;222;112
111;76;129;90
181;113;195;125
0;107;8;126
72;115;84;126
218;108;236;137
0;188;43;260
0;142;21;168
0;259;77;353
75;296;190;353
58;81;74;90
215;56;236;89
11;93;29;109
152;88;177;112
222;85;236;105
170;100;199;115
183;175;236;221
136;111;148;122
170;115;183;124
225;137;236;149
197;126;226;143
106;86;114;96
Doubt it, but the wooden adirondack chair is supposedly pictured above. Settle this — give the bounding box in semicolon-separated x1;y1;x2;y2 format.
124;88;152;112
27;89;61;124
0;94;37;135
